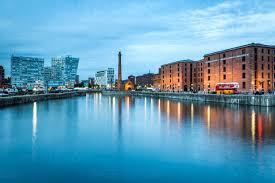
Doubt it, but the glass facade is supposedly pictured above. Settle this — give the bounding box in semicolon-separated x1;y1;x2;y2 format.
51;56;79;88
11;56;44;88
95;68;115;88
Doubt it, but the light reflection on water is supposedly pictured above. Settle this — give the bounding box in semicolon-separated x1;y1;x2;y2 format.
0;93;275;182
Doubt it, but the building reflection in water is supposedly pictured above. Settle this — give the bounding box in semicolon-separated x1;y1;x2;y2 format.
207;105;211;133
32;102;37;144
155;98;274;147
251;110;256;148
144;97;147;122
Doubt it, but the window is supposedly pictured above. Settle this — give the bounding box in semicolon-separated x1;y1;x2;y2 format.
242;82;246;89
208;63;210;67
223;67;226;72
242;56;246;62
268;49;270;54
242;64;246;70
242;73;246;79
223;54;226;58
255;55;257;61
223;60;226;65
268;64;270;70
178;79;180;82
262;56;264;61
262;73;264;78
208;76;211;81
268;56;270;62
208;69;211;74
255;63;258;69
262;64;264;70
208;57;210;61
242;49;245;54
268;73;270;79
262;49;264;53
223;75;226;80
170;79;171;83
254;48;258;53
178;73;180;77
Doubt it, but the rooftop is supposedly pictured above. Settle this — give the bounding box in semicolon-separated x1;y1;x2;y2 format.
162;59;196;67
204;43;275;57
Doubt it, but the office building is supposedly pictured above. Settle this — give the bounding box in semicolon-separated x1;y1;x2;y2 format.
11;56;44;88
95;68;115;88
51;56;79;88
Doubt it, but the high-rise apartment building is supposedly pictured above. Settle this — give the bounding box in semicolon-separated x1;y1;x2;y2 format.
11;56;44;88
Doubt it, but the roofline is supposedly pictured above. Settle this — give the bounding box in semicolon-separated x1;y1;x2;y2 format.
161;59;196;67
204;43;275;57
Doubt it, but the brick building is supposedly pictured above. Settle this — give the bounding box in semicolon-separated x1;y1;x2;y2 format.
153;71;161;90
136;73;154;88
204;43;275;93
160;60;201;92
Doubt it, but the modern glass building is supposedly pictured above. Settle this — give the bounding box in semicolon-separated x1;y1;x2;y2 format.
11;56;44;88
95;68;115;88
51;56;79;88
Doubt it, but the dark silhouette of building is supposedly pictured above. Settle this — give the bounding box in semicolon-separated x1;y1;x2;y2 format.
136;73;154;88
0;65;4;86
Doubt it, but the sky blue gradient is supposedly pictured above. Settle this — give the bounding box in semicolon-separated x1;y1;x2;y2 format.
0;0;275;79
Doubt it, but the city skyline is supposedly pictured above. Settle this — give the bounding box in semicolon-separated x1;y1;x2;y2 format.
0;0;275;79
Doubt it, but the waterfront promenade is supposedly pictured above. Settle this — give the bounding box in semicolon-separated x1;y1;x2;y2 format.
102;91;275;107
1;90;275;107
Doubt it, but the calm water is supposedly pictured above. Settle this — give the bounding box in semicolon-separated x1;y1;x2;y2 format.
0;93;275;182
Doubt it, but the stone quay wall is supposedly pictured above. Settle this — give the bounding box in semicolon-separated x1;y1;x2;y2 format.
102;91;275;107
0;91;87;108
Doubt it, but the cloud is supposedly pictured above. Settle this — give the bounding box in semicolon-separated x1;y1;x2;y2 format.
0;0;275;79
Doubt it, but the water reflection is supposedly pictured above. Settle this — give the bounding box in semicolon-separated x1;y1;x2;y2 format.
109;95;275;147
32;102;37;144
1;94;275;182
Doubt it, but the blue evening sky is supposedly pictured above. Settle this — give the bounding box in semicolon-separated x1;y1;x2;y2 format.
0;0;275;79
